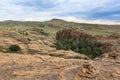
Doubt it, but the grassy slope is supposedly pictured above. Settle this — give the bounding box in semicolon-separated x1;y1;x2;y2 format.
0;19;120;35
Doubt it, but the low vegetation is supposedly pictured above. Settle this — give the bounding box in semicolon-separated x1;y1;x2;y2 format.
0;19;120;35
9;44;21;52
55;29;102;58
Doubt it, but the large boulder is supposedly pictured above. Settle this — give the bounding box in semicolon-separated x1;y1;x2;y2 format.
56;28;96;41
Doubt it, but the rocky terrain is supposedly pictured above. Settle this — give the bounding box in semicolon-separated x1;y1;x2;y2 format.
0;20;120;80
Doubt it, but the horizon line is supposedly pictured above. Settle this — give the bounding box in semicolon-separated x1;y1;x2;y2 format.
0;18;120;25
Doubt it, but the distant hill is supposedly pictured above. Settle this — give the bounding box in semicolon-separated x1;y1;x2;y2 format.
0;19;120;34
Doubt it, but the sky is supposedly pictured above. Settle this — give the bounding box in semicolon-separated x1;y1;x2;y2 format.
0;0;120;24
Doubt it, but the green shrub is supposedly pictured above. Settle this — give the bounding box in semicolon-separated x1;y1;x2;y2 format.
55;38;102;59
9;44;21;52
55;29;102;59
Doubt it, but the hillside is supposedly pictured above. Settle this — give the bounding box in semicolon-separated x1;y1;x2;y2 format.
0;19;120;80
0;19;120;34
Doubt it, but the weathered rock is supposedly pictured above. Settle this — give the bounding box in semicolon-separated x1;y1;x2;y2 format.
0;28;120;80
77;61;99;78
25;28;48;36
56;28;96;41
0;43;11;52
107;33;120;39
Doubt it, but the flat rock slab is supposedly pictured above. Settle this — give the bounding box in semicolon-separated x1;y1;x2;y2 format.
0;53;120;80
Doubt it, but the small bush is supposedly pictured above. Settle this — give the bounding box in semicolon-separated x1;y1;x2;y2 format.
55;38;102;58
55;29;102;59
9;44;21;52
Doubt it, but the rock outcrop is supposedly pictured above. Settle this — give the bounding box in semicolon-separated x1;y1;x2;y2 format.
0;28;119;80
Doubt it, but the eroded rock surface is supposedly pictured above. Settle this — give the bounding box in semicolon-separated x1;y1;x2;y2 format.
0;53;120;80
0;28;120;80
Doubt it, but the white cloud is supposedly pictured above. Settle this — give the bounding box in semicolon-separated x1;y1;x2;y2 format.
0;0;120;24
62;16;120;25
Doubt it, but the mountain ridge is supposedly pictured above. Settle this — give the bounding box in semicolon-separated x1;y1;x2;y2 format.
1;18;120;26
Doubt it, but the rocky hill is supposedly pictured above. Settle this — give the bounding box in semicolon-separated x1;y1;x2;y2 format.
0;19;120;34
0;20;120;80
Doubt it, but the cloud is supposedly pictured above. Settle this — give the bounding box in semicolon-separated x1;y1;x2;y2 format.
87;0;120;21
61;16;120;25
0;0;120;24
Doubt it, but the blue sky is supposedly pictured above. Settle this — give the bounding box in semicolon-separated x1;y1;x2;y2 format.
0;0;120;24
